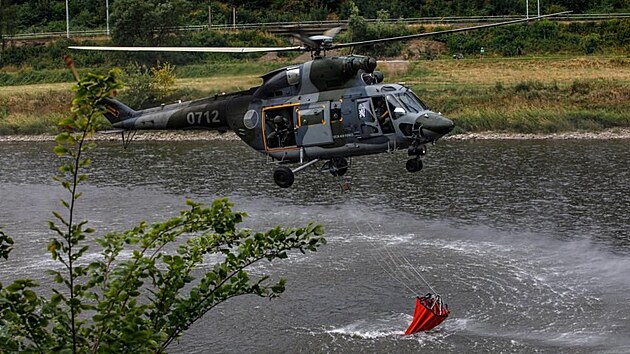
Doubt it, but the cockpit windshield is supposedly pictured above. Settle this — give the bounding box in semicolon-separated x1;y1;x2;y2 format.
397;91;429;113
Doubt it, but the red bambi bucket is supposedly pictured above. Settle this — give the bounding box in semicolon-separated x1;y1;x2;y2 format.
404;294;449;334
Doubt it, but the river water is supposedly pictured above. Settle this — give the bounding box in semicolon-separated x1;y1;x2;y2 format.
0;139;629;353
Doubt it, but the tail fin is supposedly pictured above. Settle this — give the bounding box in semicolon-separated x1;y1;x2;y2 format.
102;97;136;125
64;55;136;127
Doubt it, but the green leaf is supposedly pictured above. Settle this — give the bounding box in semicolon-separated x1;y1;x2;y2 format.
50;293;63;307
6;282;24;292
53;145;69;156
313;225;325;236
23;289;37;301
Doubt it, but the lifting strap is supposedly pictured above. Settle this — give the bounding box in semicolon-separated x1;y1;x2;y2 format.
354;216;450;334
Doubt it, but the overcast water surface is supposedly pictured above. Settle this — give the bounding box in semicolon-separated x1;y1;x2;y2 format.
0;139;629;353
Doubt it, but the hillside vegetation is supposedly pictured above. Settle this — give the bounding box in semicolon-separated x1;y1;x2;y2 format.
1;0;629;71
1;0;629;34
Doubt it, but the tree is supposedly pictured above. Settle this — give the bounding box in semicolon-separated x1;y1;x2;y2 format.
346;6;411;57
0;0;18;57
119;62;178;109
111;0;192;46
0;69;326;352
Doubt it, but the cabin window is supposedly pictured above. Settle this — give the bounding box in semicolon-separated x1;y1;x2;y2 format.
264;106;296;149
385;95;404;118
398;93;421;113
409;90;429;109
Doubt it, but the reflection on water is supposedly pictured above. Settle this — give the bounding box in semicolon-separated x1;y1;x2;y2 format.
0;138;629;353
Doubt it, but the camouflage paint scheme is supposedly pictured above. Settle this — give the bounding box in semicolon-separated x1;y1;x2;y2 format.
103;55;454;164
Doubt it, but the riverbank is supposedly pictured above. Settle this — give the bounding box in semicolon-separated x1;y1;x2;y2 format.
2;128;630;143
0;131;240;142
446;128;630;140
1;57;628;136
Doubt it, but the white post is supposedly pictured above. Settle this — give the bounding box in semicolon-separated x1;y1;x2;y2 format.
537;0;540;17
208;5;212;29
526;0;529;19
232;7;236;29
66;0;70;38
106;0;110;36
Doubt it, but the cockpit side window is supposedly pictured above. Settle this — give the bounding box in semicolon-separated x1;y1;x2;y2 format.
385;95;404;119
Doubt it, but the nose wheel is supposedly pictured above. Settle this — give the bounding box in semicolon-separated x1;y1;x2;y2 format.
406;157;423;172
408;144;427;156
406;142;426;173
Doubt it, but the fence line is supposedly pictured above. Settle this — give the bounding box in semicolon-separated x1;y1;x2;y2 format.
5;13;630;41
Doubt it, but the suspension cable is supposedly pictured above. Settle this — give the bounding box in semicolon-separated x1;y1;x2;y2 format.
354;221;419;296
363;220;440;296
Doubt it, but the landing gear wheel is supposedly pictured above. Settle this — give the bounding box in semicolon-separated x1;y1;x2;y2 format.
329;157;349;177
273;166;295;188
408;144;427;156
406;158;423;173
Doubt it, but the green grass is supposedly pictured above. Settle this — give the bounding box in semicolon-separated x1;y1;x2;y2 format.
404;64;630;133
0;113;65;135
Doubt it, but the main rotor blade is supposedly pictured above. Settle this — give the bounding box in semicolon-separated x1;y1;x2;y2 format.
68;46;303;53
332;11;571;50
323;27;342;38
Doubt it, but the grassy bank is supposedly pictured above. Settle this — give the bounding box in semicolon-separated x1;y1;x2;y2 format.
398;56;630;133
1;56;629;135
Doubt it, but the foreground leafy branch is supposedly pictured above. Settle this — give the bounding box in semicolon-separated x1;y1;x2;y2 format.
0;69;326;353
0;228;12;260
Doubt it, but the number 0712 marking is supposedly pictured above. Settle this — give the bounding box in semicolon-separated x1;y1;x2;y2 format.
186;110;220;125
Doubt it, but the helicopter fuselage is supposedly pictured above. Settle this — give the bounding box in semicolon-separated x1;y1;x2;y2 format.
108;55;454;166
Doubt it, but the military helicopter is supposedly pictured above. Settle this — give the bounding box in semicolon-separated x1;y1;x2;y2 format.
70;12;567;188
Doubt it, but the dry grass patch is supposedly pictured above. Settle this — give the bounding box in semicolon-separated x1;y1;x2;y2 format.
407;57;630;86
0;83;74;98
175;76;262;94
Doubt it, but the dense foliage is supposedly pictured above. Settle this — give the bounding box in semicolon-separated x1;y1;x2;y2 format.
1;15;628;72
0;0;629;34
0;0;628;69
118;62;200;109
440;18;630;56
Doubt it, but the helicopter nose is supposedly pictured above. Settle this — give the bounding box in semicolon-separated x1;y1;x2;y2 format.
417;112;455;136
